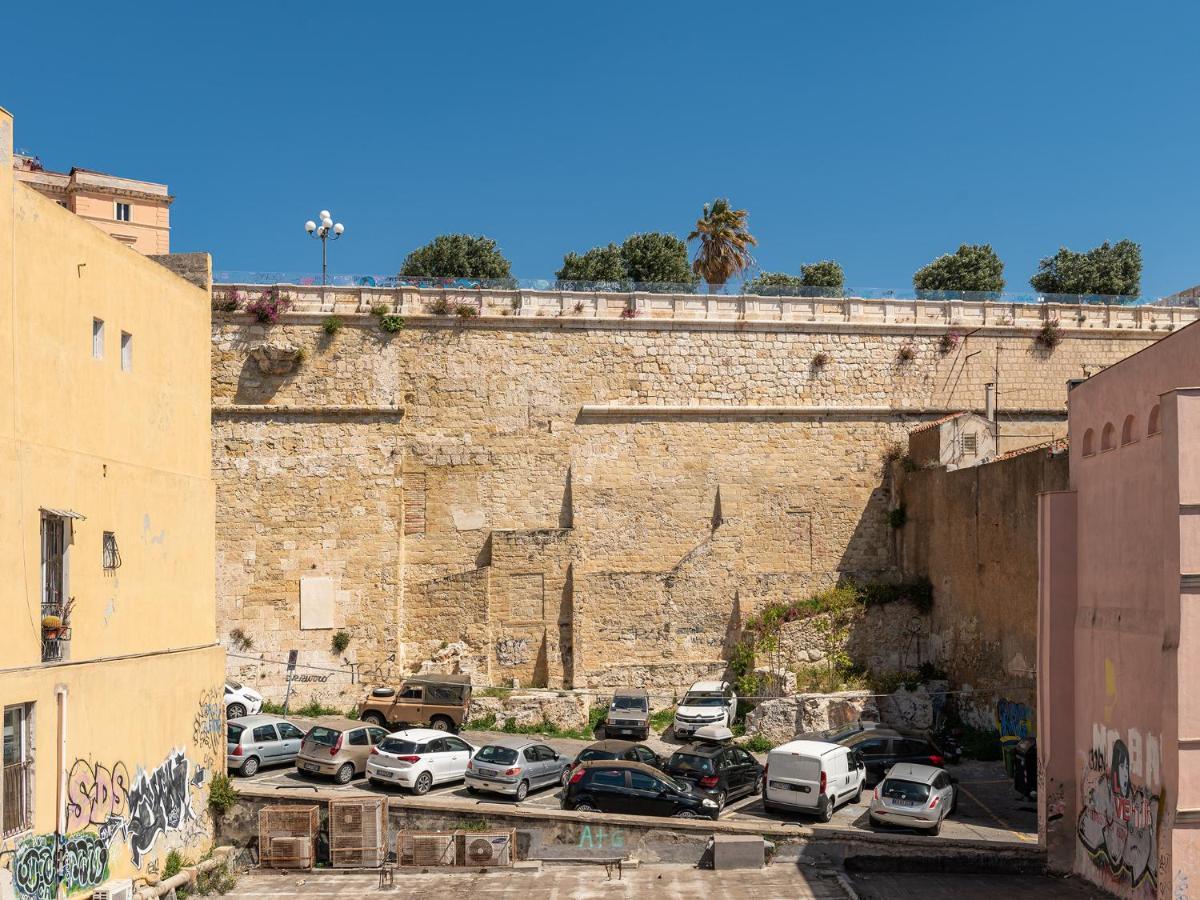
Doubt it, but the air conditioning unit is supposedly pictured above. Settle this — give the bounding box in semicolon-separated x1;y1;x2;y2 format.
458;831;513;867
398;833;456;867
92;880;134;900
269;836;313;869
329;797;385;868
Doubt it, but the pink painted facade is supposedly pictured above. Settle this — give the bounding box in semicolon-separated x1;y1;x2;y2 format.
1039;321;1200;898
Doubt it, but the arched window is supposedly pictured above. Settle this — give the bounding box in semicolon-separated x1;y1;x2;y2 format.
1082;428;1095;456
1121;415;1136;446
1101;422;1116;451
1148;404;1161;435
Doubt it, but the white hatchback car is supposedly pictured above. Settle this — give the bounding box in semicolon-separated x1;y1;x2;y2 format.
867;762;956;835
366;728;476;795
224;680;263;719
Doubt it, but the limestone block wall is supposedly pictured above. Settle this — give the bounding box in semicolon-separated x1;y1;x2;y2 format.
210;297;1171;699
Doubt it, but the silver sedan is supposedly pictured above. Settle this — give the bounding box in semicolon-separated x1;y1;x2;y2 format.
867;762;956;835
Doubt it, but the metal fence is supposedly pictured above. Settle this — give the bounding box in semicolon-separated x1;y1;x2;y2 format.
213;271;1167;306
3;762;30;837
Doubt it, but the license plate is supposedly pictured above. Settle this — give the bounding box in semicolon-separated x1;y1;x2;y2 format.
300;762;318;772
477;768;496;777
375;769;393;779
620;729;633;734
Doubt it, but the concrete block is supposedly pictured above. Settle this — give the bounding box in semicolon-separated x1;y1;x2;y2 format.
711;834;764;870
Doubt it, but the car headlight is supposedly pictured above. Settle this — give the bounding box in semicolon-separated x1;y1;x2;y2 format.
701;799;718;808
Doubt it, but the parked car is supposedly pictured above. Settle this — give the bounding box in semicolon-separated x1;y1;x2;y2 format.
672;681;738;739
356;674;472;733
464;739;570;801
603;687;650;740
762;739;865;822
295;720;390;784
796;720;882;744
868;762;957;835
562;760;721;820
663;739;763;811
570;740;662;773
226;715;307;777
366;728;476;795
840;729;948;785
224;680;263;719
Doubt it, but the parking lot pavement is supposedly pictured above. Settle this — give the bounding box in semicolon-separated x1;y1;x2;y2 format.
223;863;852;899
239;729;1035;844
848;872;1108;899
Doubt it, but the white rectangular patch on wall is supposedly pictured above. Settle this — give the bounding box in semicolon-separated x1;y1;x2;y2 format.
300;576;336;630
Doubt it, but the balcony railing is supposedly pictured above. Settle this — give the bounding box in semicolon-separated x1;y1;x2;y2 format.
2;762;31;837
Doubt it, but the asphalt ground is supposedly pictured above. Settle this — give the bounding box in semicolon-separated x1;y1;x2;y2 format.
237;725;1036;845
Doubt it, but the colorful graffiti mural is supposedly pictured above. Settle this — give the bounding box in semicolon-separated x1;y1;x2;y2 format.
66;759;130;834
996;698;1035;748
7;831;111;900
127;749;194;866
1078;725;1162;896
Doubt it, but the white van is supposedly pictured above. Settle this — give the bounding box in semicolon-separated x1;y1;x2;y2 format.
762;739;865;822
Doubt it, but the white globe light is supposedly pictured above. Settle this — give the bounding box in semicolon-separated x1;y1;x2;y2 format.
319;210;330;220
322;218;333;229
334;223;344;235
305;220;316;233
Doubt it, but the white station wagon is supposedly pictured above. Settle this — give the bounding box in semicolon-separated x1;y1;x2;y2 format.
366;728;476;795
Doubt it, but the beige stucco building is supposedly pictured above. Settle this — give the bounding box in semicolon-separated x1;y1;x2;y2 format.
0;108;221;899
13;152;171;255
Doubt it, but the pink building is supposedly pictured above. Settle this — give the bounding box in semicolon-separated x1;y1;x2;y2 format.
1039;321;1200;898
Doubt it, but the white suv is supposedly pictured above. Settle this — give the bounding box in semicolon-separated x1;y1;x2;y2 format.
673;680;738;739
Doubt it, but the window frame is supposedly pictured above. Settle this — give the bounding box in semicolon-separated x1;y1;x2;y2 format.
2;704;33;837
92;318;105;360
252;725;279;743
114;201;131;222
120;331;132;372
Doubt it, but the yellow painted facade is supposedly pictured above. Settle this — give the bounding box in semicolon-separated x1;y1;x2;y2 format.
0;108;222;899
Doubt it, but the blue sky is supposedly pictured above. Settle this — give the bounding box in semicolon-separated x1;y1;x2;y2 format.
3;1;1196;295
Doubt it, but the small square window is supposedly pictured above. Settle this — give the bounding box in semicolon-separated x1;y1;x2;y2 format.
962;433;978;455
92;319;104;359
114;202;131;222
120;332;132;372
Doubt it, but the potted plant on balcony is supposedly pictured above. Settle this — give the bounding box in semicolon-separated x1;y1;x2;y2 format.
42;614;62;640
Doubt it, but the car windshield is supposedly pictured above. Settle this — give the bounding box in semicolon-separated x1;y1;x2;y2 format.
378;739;422;755
475;746;519;765
227;680;243;690
577;748;617;763
611;697;647;711
882;779;932;803
668;752;715;775
227;724;244;743
306;726;341;747
682;695;725;707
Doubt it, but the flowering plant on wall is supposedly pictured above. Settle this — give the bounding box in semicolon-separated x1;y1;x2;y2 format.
938;331;963;354
245;287;292;324
1036;319;1064;349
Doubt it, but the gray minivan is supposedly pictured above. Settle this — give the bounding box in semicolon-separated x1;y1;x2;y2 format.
227;715;307;776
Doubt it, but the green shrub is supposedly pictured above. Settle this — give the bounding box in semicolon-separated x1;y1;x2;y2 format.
259;700;284;715
740;735;773;754
379;314;406;333
648;707;676;732
322;315;344;336
428;297;451;315
194;862;237;895
468;712;497;730
294;700;344;717
331;630;351;654
452;819;490;832
455;303;478;318
208;773;237;818
164;850;186;879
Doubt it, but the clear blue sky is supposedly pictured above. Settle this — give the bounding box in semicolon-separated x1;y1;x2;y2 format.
4;1;1196;295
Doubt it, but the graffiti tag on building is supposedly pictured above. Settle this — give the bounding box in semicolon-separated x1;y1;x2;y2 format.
10;831;110;900
1078;724;1162;895
996;698;1035;748
66;760;130;835
127;749;194;866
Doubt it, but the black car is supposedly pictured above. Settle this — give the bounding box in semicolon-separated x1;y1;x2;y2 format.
562;760;721;820
663;741;764;810
840;728;947;784
571;740;662;772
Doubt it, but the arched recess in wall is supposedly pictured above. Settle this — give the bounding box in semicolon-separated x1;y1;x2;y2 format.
1082;429;1095;456
1121;415;1137;446
1148;404;1161;435
1101;422;1116;451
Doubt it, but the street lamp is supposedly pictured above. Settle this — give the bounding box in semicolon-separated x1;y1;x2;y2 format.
304;209;345;287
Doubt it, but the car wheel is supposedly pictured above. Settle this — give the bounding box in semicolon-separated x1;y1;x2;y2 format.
818;795;833;823
560;767;571;787
239;756;260;777
752;773;764;794
515;780;529;802
334;763;354;785
715;790;727;811
466;786;478;795
851;783;863;804
430;716;452;732
575;800;598;813
413;771;433;796
227;703;247;720
361;712;387;727
931;817;942;837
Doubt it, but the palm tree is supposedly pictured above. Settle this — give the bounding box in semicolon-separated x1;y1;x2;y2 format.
688;198;757;291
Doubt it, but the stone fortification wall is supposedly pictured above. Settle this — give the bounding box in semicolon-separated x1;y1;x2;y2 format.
210;290;1178;702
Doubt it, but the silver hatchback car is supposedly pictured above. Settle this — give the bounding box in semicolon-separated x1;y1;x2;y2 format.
867;762;957;834
464;739;570;801
227;715;307;776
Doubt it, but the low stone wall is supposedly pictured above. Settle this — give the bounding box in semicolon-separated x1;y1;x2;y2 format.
743;681;949;744
468;690;599;731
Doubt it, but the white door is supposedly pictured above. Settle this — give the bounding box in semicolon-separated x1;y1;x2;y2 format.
443;736;473;780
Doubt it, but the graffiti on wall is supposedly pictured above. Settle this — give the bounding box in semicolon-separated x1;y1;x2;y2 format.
996;698;1035;748
126;749;195;866
1078;724;1162;896
66;760;130;835
8;831;111;900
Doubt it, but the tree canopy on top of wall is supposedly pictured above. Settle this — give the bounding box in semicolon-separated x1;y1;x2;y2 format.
400;234;513;280
913;244;1005;293
556;233;696;288
1028;240;1141;297
745;261;845;296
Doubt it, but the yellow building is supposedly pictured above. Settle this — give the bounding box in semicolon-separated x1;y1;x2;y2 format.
13;152;172;255
0;108;222;898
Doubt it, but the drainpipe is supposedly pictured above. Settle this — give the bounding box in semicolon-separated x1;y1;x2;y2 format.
985;383;996;423
54;684;68;838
